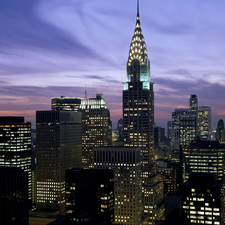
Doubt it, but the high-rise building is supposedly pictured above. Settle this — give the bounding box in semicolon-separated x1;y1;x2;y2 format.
93;147;142;225
36;111;82;214
122;2;164;223
123;1;154;165
189;94;198;137
184;140;225;181
167;121;172;139
65;168;114;224
171;109;189;151
51;94;112;169
0;167;29;225
179;114;197;147
189;94;198;117
198;106;211;140
80;94;112;168
0;117;32;203
216;119;225;142
51;96;81;111
181;173;224;225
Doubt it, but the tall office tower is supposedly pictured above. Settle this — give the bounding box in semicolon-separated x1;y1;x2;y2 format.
189;94;198;116
93;147;142;225
181;173;224;225
171;109;189;150
52;94;112;169
189;94;198;136
216;119;225;142
36;111;82;215
179;114;197;147
0;117;32;203
66;168;114;224
167;121;172;139
123;1;154;164
80;94;112;168
51;96;81;111
198;106;211;140
0;167;29;225
184;140;225;181
123;2;164;223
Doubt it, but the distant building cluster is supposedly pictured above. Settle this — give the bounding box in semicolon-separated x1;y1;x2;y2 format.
1;1;225;225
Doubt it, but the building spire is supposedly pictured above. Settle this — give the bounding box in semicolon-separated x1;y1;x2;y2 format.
137;0;139;16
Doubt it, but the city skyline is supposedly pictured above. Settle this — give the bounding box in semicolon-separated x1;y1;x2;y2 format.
0;0;225;129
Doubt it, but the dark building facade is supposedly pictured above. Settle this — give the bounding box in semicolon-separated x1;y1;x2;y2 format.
216;119;225;142
0;167;29;225
0;117;32;203
36;111;82;214
65;168;114;224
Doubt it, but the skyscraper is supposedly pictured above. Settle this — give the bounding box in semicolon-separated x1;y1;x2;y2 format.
181;173;224;225
93;147;142;225
36;111;82;214
123;1;154;165
123;2;164;223
189;94;198;117
171;108;189;151
198;106;211;140
216;119;225;142
52;94;112;168
0;117;32;203
184;140;225;181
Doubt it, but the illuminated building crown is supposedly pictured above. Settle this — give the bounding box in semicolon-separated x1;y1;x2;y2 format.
125;0;151;90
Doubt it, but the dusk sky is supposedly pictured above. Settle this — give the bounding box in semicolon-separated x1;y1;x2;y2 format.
0;0;225;130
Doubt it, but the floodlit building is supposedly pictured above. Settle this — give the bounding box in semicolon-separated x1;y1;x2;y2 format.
80;94;112;168
181;173;224;225
51;94;112;169
122;2;164;223
94;147;142;225
36;111;82;215
0;117;32;204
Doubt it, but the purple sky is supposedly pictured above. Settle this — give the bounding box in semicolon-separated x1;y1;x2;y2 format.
0;0;225;130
